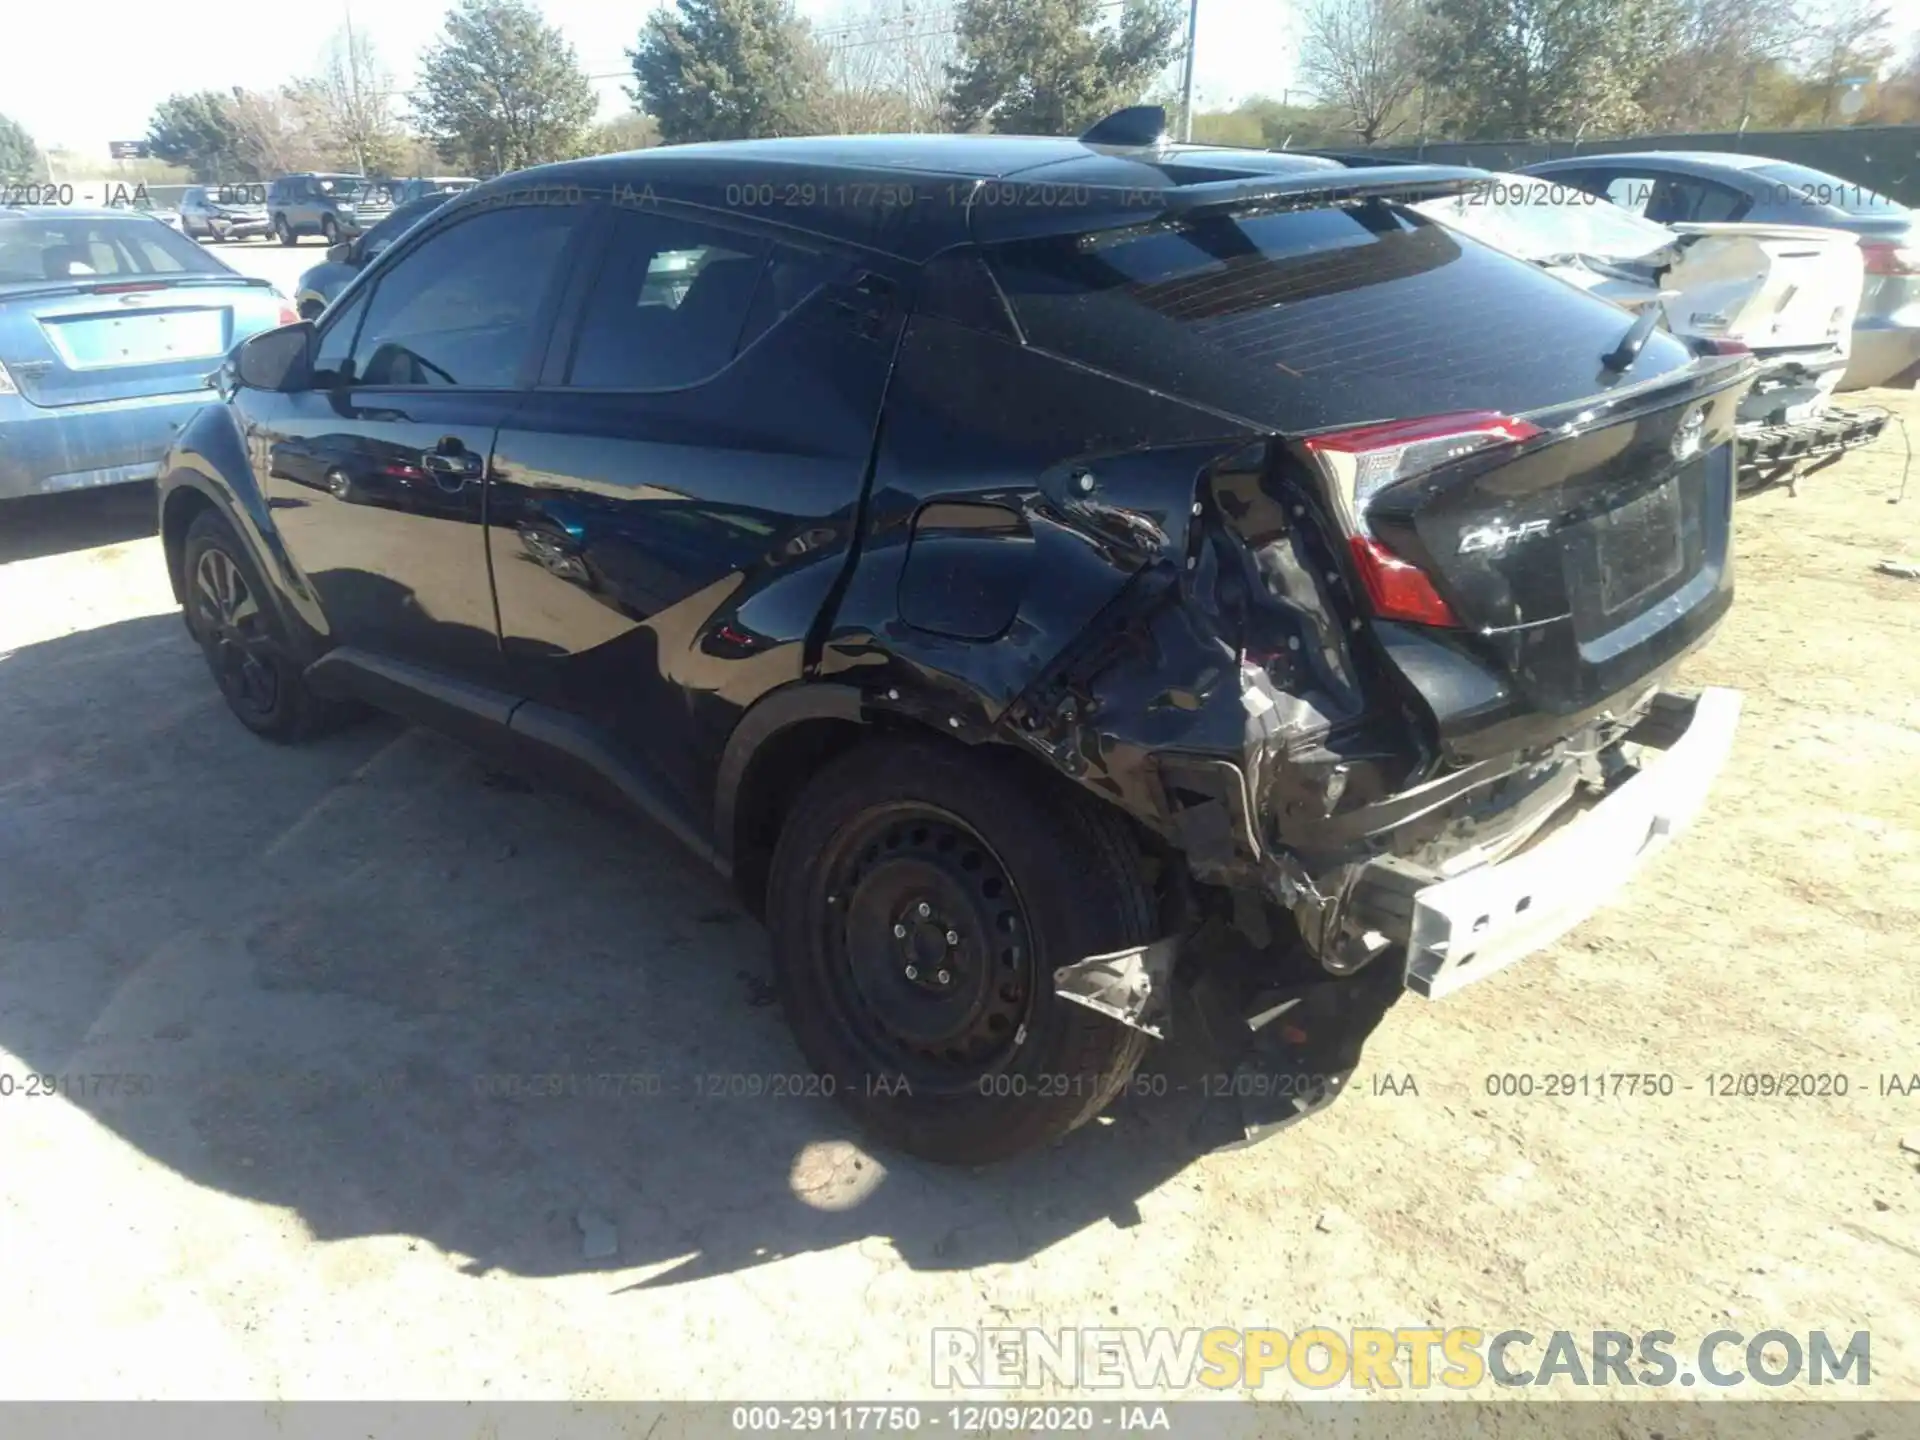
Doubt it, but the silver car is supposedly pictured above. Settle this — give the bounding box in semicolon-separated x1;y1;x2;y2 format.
0;207;294;499
1521;152;1920;390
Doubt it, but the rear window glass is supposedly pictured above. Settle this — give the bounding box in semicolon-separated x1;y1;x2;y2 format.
1417;177;1677;262
0;216;229;291
985;200;1693;433
1748;163;1906;216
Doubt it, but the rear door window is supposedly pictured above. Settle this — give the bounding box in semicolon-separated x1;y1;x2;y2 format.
560;208;772;391
985;199;1694;434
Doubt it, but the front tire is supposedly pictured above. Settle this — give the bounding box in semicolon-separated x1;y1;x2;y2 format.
767;739;1156;1165
321;216;340;245
182;509;343;743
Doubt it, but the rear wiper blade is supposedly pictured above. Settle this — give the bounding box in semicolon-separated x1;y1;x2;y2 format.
1602;305;1662;373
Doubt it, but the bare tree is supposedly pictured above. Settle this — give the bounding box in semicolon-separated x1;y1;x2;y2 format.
312;28;404;174
1802;0;1893;120
1298;0;1423;145
813;0;957;132
226;88;332;177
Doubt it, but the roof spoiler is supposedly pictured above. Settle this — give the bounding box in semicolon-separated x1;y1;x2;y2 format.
1080;105;1169;147
1161;164;1492;216
1279;149;1426;168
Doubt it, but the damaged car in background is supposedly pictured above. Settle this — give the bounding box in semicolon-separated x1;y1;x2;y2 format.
1414;174;1887;491
157;114;1753;1163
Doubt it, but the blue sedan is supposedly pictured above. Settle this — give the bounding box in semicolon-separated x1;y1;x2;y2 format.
0;207;294;499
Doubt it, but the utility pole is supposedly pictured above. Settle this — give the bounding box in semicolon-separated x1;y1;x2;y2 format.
345;0;365;174
1179;0;1200;140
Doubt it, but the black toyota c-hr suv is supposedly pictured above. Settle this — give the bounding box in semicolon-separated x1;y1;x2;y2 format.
158;110;1753;1164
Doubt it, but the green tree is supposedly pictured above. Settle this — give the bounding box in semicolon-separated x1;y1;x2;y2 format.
0;114;46;183
1193;96;1350;148
1420;0;1683;139
629;0;822;143
580;112;663;156
145;92;243;181
414;0;598;175
945;0;1184;135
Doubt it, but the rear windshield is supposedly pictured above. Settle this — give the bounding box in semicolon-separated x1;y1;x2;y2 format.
0;215;231;291
985;200;1693;434
1417;175;1677;262
1748;163;1906;216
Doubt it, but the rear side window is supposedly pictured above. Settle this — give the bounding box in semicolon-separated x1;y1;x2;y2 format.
1748;162;1907;217
1646;177;1749;224
0;217;227;289
985;201;1693;434
563;208;772;390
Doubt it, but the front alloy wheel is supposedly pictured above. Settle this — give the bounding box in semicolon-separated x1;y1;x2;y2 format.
192;546;279;721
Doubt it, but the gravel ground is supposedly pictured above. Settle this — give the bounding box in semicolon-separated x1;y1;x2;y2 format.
0;381;1915;1404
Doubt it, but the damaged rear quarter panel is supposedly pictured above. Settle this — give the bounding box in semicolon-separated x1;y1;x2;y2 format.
819;312;1426;896
816;312;1256;726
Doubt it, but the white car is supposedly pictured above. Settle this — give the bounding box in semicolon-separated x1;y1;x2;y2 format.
1416;174;1886;484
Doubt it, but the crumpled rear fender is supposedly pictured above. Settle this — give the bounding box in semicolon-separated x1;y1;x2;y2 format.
1004;436;1431;867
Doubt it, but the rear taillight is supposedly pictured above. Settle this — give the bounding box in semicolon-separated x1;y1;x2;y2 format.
1691;337;1751;356
1862;241;1920;276
1301;410;1541;627
278;304;300;325
89;281;168;295
1347;535;1459;627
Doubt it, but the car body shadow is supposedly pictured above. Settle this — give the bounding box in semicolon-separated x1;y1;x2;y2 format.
0;484;159;564
0;611;1399;1286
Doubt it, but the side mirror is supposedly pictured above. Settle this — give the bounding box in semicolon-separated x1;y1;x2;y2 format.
326;240;353;264
234;322;316;392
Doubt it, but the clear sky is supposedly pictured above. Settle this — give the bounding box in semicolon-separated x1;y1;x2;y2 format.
4;0;1303;156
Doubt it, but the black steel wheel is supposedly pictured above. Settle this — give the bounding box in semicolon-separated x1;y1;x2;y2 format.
821;804;1036;1089
768;738;1156;1164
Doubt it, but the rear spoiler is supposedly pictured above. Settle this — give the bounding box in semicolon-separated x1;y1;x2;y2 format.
1161;166;1493;217
969;164;1496;244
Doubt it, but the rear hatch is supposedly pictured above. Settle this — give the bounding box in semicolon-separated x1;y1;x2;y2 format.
980;184;1752;757
1664;222;1860;354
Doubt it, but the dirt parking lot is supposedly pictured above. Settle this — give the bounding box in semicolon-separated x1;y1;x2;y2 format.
0;391;1917;1404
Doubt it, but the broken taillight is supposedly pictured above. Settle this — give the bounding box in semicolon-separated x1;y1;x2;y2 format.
1862;241;1920;277
1301;410;1541;628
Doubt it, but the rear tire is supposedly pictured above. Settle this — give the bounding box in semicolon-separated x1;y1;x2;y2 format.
274;215;296;246
182;509;346;743
767;738;1156;1165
